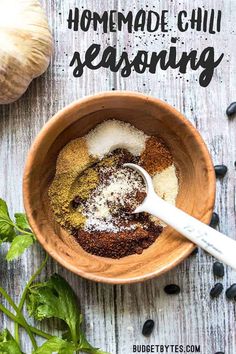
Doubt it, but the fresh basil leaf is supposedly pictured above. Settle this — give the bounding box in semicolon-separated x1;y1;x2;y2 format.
27;274;81;344
0;329;23;354
33;337;75;354
0;199;16;242
6;234;35;261
14;213;31;232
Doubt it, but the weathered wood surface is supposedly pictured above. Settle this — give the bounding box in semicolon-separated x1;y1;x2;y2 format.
0;0;236;353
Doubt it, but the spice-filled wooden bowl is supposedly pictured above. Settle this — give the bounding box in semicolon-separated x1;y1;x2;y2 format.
23;92;215;284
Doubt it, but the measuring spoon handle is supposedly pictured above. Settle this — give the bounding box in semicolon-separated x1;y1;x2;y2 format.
139;193;236;270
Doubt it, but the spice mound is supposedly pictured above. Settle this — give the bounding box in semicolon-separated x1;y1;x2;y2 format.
48;120;179;259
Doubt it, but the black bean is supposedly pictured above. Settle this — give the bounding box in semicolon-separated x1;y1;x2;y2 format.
213;262;225;278
226;284;236;299
210;283;223;298
191;248;198;256
210;212;219;228
164;284;180;295
226;102;236;117
214;165;228;178
142;319;155;336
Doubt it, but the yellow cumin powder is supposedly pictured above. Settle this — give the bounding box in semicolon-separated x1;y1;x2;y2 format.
48;137;99;230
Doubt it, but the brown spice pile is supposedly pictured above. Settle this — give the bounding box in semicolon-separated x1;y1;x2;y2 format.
75;223;162;258
140;136;173;175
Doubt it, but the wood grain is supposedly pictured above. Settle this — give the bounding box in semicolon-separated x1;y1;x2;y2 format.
0;0;236;353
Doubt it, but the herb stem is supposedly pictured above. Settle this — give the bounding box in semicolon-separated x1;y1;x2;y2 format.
0;286;37;350
29;326;52;340
14;254;48;343
0;303;52;339
5;218;35;237
0;303;24;326
13;223;35;237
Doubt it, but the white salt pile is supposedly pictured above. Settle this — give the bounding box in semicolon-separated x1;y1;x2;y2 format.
83;166;146;232
152;165;179;205
151;165;179;226
86;120;148;159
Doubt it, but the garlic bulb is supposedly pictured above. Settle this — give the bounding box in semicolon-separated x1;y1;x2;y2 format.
0;0;53;104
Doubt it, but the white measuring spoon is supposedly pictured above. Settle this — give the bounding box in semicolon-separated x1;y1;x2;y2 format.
124;163;236;270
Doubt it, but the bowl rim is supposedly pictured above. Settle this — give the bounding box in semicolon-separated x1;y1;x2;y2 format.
23;91;216;284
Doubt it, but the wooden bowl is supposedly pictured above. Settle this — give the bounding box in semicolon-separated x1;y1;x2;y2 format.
23;92;215;284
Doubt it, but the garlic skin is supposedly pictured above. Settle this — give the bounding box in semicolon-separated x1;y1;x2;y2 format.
0;0;53;104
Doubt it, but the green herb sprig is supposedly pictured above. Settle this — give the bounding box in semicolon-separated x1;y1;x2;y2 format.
0;198;109;354
0;199;36;261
